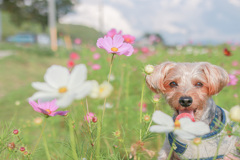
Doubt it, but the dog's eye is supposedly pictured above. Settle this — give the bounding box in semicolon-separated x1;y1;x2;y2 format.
195;82;203;87
169;81;178;87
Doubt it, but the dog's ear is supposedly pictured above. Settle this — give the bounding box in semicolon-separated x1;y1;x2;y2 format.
201;62;229;95
146;62;176;94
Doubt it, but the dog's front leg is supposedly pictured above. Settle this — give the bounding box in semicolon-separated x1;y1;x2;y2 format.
158;135;171;160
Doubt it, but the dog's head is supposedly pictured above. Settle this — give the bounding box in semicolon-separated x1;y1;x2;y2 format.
146;62;229;121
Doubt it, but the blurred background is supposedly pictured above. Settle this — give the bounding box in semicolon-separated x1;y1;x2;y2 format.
0;0;240;47
0;0;240;159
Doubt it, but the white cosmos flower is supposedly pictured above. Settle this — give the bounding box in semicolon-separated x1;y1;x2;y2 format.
89;81;113;99
29;64;93;108
150;110;210;140
229;105;240;122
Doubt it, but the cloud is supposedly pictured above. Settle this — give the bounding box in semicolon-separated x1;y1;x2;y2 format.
60;0;240;44
59;3;140;36
229;0;240;7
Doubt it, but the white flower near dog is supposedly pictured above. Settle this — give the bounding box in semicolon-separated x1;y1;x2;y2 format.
229;105;240;122
144;65;154;75
29;64;93;108
150;110;210;140
89;80;113;99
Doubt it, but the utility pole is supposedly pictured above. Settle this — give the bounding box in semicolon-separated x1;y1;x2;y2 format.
98;0;104;34
48;0;57;51
0;0;3;41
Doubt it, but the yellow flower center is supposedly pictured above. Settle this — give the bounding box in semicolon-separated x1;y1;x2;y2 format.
59;87;68;93
125;38;130;42
111;47;118;52
99;87;104;93
174;120;181;128
45;109;51;114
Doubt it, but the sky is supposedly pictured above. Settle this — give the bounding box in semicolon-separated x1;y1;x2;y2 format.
60;0;240;45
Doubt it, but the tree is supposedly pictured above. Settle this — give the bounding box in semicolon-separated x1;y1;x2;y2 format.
0;0;74;30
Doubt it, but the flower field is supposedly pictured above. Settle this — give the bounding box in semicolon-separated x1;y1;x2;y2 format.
0;34;240;159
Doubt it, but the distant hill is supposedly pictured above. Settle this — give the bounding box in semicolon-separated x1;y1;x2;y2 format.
1;12;101;44
58;24;101;44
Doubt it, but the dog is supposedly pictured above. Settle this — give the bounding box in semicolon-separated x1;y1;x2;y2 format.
146;62;240;160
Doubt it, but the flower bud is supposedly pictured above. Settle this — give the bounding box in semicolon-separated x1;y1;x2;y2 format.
143;115;151;122
13;129;19;135
20;147;25;152
113;130;121;138
7;142;15;150
193;137;202;145
144;65;154;75
92;117;98;123
229;105;240;122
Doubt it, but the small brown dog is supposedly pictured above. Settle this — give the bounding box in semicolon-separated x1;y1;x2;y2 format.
146;62;240;160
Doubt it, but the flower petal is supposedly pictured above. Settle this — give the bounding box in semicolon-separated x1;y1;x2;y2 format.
117;43;134;56
112;35;124;48
52;111;69;116
75;81;93;99
29;100;42;113
150;125;174;133
180;118;210;136
96;37;104;48
44;65;70;88
152;110;174;126
89;80;100;98
56;94;75;108
102;36;113;50
32;82;56;92
174;129;197;140
29;91;60;101
67;64;87;90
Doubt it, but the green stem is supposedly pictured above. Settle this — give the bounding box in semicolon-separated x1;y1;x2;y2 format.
122;141;128;159
69;118;78;160
139;76;146;141
145;102;157;134
213;134;225;160
32;119;47;155
97;54;115;158
167;143;174;160
102;53;115;123
43;133;51;160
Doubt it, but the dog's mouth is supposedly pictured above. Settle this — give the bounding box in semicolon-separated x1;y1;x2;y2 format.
176;109;197;121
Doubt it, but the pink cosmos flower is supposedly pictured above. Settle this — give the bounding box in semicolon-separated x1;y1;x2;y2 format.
97;35;134;56
29;99;68;117
122;34;135;44
234;94;238;98
92;64;101;70
70;52;80;60
93;53;101;60
138;102;147;112
106;28;122;38
228;74;238;86
84;112;95;122
232;61;239;66
234;70;240;75
67;60;75;68
141;47;150;54
74;38;82;45
90;46;96;52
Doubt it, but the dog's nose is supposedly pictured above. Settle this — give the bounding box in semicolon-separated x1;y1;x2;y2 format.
179;96;192;107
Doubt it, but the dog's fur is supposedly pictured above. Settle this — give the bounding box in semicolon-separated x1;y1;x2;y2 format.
146;62;239;160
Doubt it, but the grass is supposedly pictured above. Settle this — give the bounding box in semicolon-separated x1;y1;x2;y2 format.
0;42;239;159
